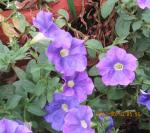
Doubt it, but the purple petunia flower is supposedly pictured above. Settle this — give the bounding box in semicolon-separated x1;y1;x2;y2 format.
44;93;80;131
96;46;137;86
138;90;150;110
99;115;114;133
33;11;72;48
62;72;94;102
0;118;32;133
63;106;95;133
46;37;87;76
137;0;150;9
33;10;59;38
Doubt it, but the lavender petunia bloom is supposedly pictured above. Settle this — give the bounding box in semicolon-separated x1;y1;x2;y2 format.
44;93;80;131
138;90;150;110
99;115;114;133
46;37;87;76
33;11;72;49
0;118;32;133
96;46;137;86
62;72;94;102
33;11;59;38
63;106;95;133
137;0;150;9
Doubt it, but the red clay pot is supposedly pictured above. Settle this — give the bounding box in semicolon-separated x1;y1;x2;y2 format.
48;0;88;16
0;0;88;43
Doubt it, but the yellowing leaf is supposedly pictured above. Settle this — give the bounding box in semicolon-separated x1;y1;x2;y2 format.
0;14;5;22
2;22;19;38
12;13;27;33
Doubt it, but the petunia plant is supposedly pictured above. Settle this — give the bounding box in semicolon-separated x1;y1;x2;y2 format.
0;0;150;133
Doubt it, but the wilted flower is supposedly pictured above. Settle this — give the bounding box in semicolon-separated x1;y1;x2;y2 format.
99;115;114;133
138;90;150;110
33;11;59;38
44;93;80;131
63;106;94;133
0;118;32;133
137;0;150;9
96;46;137;86
30;32;50;44
46;37;87;76
62;72;94;102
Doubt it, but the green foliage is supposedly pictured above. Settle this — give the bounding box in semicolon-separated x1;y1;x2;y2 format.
115;17;131;38
0;13;61;131
88;65;99;77
58;9;69;21
101;0;118;18
86;39;104;58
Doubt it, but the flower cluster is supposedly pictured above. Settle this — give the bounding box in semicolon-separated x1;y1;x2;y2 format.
44;93;94;132
33;11;94;132
32;9;144;132
33;11;87;76
137;0;150;9
0;118;32;133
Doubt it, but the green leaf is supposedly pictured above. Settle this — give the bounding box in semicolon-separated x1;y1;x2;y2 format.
30;65;41;82
134;35;150;56
0;41;9;53
27;103;45;116
140;122;150;130
47;77;60;102
101;0;118;19
88;65;99;77
107;88;125;100
115;17;131;38
142;27;150;38
35;79;47;96
7;95;22;109
55;18;66;28
132;21;142;31
14;80;35;95
87;49;97;58
0;85;14;99
0;54;10;72
38;95;47;108
48;77;60;89
13;66;27;80
58;9;69;21
142;9;150;23
40;121;56;133
67;0;77;18
88;98;112;111
113;37;128;45
94;77;106;93
86;39;103;51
